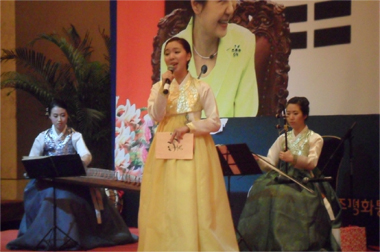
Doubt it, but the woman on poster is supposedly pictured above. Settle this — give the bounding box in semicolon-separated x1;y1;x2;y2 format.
160;0;258;118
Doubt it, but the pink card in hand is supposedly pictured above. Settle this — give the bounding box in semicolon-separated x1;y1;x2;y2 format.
155;132;194;160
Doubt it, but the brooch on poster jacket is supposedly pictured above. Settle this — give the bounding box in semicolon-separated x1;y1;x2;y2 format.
232;45;241;57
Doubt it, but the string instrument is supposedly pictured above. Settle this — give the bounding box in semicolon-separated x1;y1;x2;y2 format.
53;168;141;192
272;106;330;193
253;154;315;194
275;106;289;174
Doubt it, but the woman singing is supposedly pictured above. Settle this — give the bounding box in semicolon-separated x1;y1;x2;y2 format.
138;37;238;251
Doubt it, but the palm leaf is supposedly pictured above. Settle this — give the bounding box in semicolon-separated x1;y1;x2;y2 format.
1;72;53;106
64;24;94;58
64;24;81;49
99;27;111;62
29;33;88;83
1;48;61;85
1;25;113;168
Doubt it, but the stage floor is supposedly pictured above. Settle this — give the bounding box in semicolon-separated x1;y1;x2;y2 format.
1;228;139;251
2;228;379;251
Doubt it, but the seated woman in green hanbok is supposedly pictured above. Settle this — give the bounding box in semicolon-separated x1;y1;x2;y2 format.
237;96;342;251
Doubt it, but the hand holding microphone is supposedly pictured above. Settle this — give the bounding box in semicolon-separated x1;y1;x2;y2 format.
163;64;206;94
163;65;174;94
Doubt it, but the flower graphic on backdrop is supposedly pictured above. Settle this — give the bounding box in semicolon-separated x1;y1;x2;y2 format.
115;98;156;183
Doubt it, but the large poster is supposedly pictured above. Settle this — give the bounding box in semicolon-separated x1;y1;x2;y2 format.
114;0;292;180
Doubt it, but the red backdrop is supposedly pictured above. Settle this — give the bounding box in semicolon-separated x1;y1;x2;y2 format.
114;1;164;182
116;1;164;108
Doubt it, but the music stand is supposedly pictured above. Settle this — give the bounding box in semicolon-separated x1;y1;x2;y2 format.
216;143;262;251
22;154;86;250
216;143;262;197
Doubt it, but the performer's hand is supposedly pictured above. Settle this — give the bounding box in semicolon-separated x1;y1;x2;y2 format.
252;154;259;161
169;126;190;144
279;150;293;163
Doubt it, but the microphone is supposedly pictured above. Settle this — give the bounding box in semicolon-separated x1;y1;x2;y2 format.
197;65;208;79
163;65;174;94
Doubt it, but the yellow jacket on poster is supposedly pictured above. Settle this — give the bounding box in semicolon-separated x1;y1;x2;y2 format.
160;17;258;118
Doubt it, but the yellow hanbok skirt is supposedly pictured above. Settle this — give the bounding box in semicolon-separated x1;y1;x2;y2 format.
138;114;238;251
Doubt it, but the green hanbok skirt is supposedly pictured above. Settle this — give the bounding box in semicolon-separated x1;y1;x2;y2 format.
237;167;341;251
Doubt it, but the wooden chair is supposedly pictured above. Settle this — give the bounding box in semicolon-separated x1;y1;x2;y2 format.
151;0;291;116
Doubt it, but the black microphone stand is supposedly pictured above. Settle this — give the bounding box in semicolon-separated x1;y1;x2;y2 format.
319;122;356;175
341;122;356;226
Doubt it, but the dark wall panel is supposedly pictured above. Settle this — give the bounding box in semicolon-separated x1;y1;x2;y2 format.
285;4;307;23
290;31;307;49
314;25;351;47
315;0;351;20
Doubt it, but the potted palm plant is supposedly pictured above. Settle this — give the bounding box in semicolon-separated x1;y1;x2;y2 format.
1;25;113;168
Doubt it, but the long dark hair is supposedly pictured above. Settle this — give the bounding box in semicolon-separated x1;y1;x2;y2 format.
183;0;207;16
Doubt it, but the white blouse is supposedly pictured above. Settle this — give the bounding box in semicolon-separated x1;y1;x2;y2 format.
257;126;323;172
148;73;221;136
29;125;92;167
